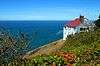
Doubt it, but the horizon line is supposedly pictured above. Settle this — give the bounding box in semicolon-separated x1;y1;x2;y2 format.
0;20;69;21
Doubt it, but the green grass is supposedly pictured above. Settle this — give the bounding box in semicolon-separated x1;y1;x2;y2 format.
61;29;100;55
60;29;100;65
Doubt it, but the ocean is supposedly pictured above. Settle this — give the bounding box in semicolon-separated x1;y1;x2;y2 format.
0;21;66;50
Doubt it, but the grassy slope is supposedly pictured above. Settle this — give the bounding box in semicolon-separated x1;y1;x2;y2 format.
28;29;100;65
61;29;100;56
4;29;100;66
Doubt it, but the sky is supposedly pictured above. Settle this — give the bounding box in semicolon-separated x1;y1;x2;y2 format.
0;0;100;20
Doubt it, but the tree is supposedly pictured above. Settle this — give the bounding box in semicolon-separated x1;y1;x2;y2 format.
94;15;100;28
0;27;30;64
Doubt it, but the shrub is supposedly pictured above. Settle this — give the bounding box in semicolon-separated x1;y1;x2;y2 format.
94;17;100;28
0;28;31;64
31;55;65;66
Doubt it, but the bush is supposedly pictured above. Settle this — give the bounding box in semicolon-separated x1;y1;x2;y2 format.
32;55;65;66
60;29;100;65
0;28;30;64
94;18;100;28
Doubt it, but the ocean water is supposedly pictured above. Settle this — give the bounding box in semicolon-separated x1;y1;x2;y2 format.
0;21;66;50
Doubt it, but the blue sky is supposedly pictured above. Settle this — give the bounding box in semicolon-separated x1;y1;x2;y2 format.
0;0;100;20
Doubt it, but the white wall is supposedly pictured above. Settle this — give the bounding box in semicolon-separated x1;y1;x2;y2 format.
63;26;76;40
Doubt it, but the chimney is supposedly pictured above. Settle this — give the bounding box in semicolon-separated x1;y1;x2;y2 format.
79;15;84;23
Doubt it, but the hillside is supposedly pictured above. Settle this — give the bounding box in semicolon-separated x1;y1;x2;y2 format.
23;39;65;59
1;29;100;66
60;29;100;65
61;29;100;56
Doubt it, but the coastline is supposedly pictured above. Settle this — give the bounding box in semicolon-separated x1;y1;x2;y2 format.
23;39;65;59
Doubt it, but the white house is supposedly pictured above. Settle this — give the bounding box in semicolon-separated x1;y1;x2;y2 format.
63;18;80;40
63;16;95;40
63;26;77;40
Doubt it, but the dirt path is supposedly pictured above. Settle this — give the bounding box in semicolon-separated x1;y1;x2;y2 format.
23;39;65;59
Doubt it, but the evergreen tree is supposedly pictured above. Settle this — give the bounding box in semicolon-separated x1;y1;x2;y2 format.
94;15;100;28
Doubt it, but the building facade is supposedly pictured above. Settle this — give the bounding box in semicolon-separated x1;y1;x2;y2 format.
63;16;95;40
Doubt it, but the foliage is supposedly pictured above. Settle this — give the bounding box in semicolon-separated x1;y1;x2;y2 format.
94;50;100;56
61;29;100;65
1;28;100;65
61;30;100;54
3;55;65;66
94;18;100;28
0;28;30;64
56;51;76;64
32;55;65;66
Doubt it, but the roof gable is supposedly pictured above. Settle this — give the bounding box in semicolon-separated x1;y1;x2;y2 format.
67;18;81;28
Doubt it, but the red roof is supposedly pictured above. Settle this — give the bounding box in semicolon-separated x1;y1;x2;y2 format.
67;18;81;28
